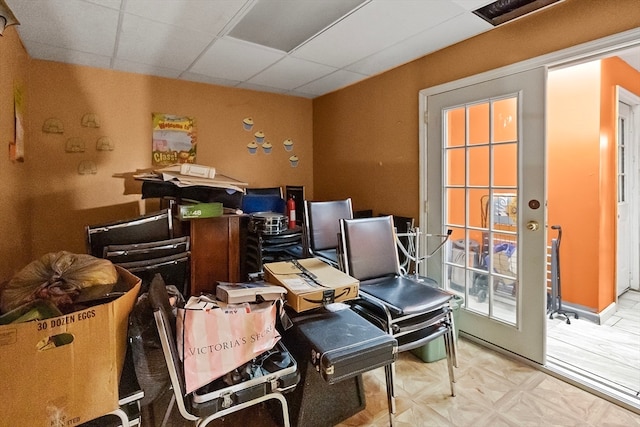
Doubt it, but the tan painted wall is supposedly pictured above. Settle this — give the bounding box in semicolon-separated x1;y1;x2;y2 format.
0;28;30;281
312;0;640;220
0;56;312;282
22;61;313;264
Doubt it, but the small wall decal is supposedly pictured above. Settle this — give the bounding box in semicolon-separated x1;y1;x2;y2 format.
78;160;97;175
289;155;299;167
262;141;272;154
96;136;114;151
65;137;85;153
254;131;265;144
247;142;258;154
42;118;64;134
81;113;101;128
242;117;254;131
283;138;294;151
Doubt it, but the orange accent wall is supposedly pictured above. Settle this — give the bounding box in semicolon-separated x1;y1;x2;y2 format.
547;62;603;310
547;58;640;312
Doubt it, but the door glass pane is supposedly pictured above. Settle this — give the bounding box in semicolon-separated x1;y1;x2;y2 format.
446;108;466;147
493;97;518;143
443;95;519;325
446;148;465;186
469;103;489;145
468;146;489;187
446;188;465;227
493;143;517;187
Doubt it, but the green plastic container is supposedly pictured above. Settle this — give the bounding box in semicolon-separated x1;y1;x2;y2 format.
411;294;463;363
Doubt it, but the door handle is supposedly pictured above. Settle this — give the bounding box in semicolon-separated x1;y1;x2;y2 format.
526;221;539;231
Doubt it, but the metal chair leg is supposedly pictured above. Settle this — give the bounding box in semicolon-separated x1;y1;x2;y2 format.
444;327;456;396
384;364;396;426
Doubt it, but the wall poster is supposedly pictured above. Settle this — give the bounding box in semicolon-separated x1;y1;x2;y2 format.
10;83;25;162
152;113;197;166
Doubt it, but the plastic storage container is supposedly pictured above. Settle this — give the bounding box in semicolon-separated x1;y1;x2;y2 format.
411;294;463;362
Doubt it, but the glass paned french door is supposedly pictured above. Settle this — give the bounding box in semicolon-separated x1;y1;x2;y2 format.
443;95;519;324
423;67;546;363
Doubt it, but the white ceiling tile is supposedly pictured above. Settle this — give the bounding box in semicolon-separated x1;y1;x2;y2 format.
248;57;337;90
10;0;593;98
23;41;113;69
236;81;290;95
346;12;492;75
117;14;213;70
296;69;367;96
179;72;242;88
84;0;123;10
450;0;495;11
112;59;182;79
124;0;248;36
10;0;119;56
292;0;466;68
190;37;286;81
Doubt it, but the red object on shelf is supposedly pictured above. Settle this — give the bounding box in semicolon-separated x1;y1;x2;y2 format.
287;197;296;229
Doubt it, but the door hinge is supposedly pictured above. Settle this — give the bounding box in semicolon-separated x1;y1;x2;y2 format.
424;111;429;124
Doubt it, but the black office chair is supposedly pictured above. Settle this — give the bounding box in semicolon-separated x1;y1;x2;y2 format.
148;280;295;427
85;209;174;258
303;198;353;268
339;215;457;407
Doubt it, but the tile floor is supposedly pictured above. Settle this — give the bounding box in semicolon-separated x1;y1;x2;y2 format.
147;337;640;426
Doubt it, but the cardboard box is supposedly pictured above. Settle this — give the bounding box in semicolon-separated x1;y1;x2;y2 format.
0;266;141;427
263;258;359;312
178;202;223;219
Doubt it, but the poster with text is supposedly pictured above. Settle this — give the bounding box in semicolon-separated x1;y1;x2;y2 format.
152;113;197;166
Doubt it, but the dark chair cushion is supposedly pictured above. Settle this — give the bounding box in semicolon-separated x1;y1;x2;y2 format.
359;275;451;316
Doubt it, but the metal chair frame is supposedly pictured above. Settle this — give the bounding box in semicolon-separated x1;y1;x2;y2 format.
339;215;458;411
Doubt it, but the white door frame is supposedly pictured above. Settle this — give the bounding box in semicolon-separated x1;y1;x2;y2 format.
418;26;640;411
617;86;640;294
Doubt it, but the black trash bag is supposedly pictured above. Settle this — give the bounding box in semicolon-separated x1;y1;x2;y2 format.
128;274;184;406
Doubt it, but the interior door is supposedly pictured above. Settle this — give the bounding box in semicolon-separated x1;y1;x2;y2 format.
421;67;547;364
617;100;632;296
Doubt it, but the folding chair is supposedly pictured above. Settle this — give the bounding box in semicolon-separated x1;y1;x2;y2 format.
339;215;457;411
148;280;295;427
85;209;173;258
303;198;353;268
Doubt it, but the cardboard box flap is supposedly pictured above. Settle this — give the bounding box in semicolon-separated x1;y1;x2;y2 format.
265;258;356;288
264;258;359;313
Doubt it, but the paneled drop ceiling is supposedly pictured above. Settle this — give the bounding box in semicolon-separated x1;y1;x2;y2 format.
6;0;640;98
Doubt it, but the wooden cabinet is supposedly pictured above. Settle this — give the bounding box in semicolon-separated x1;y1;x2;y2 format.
178;215;248;297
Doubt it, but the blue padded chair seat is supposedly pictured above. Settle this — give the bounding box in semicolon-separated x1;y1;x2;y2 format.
359;275;452;317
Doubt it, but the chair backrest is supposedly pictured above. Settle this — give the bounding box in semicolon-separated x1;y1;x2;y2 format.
304;198;353;252
340;215;401;281
117;252;190;295
85;208;173;257
103;236;190;264
245;187;283;198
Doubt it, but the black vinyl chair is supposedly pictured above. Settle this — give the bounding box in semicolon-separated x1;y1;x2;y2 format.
245;187;283;198
116;252;191;296
339;215;457;408
303;198;353;268
148;279;294;427
103;237;190;264
85;209;174;258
